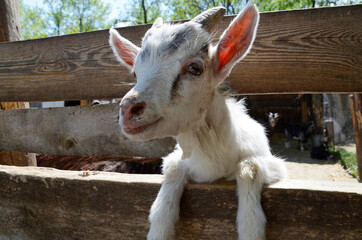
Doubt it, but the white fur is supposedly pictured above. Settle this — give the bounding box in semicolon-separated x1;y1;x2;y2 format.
110;3;287;240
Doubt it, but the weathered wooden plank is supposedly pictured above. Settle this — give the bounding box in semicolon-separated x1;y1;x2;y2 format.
0;0;37;166
0;5;361;102
0;0;22;42
0;165;361;240
0;104;175;157
349;94;362;180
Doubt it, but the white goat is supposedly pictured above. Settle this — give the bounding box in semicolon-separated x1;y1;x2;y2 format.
109;3;287;240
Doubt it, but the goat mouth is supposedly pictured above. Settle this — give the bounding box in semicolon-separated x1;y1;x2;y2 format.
123;118;161;135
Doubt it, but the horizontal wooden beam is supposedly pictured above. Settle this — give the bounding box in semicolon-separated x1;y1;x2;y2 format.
0;5;361;102
0;165;361;239
0;104;175;157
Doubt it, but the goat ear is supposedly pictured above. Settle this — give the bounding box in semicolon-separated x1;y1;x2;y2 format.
152;17;164;28
109;28;140;70
214;2;259;80
191;7;225;33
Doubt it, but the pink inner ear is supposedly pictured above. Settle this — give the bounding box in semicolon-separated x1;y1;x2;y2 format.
115;41;136;66
218;8;257;71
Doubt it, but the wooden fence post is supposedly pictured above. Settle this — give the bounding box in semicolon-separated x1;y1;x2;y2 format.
349;94;362;180
0;0;36;166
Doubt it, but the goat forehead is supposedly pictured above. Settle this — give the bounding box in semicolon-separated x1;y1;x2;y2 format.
133;23;210;90
138;23;210;63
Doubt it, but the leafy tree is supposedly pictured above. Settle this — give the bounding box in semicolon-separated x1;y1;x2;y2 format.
253;0;362;11
20;0;113;39
219;0;246;15
166;0;209;20
124;0;164;24
67;0;112;33
19;0;48;40
166;0;361;21
20;0;361;40
44;0;68;35
166;0;245;20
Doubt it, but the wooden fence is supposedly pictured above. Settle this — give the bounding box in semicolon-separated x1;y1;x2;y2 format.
1;166;361;240
0;4;361;103
0;3;361;240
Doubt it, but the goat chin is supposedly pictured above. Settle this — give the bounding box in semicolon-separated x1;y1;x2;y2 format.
121;127;159;142
120;119;179;142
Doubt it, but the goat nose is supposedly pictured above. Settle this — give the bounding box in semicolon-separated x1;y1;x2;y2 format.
129;102;147;116
121;100;147;118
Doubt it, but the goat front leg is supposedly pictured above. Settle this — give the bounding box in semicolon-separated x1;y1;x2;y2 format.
236;159;266;240
148;149;187;240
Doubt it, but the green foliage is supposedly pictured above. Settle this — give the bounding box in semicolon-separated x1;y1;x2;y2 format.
120;0;246;24
167;0;215;20
66;0;112;34
254;0;362;11
20;0;362;39
44;0;69;36
125;0;362;23
20;0;112;39
124;0;164;24
163;0;245;21
330;148;359;178
19;0;48;40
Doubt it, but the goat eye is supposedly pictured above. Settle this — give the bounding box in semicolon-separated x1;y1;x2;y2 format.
134;72;137;78
187;62;203;75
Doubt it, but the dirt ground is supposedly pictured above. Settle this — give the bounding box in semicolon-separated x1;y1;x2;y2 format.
269;133;358;183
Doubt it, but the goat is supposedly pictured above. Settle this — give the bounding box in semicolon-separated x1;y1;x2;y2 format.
258;112;279;139
285;121;315;151
310;127;330;160
109;3;287;240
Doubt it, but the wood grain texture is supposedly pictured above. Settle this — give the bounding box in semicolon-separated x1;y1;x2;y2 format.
0;0;22;42
0;102;36;166
349;94;362;180
0;103;175;157
0;165;361;240
0;5;361;102
0;0;36;166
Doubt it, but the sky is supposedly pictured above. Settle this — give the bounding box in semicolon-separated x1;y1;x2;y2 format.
23;0;128;22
